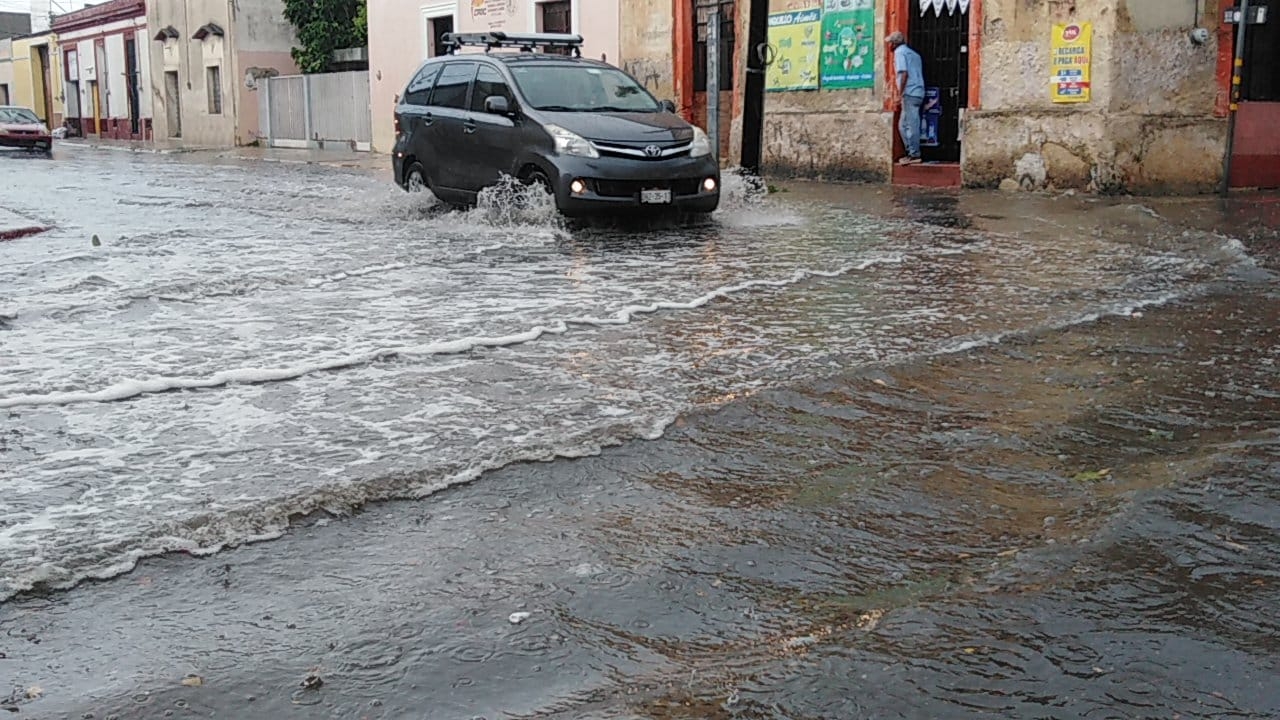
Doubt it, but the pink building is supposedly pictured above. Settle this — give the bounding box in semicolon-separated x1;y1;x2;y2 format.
53;0;152;140
367;0;620;153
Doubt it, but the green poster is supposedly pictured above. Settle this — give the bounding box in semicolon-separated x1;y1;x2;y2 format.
819;0;876;90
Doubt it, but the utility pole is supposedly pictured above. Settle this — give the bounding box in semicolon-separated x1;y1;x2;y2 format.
706;6;720;161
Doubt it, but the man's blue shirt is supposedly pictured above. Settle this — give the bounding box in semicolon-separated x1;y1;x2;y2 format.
894;45;925;99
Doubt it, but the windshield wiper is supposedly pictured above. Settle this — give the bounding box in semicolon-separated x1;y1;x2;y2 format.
535;105;581;112
590;106;653;113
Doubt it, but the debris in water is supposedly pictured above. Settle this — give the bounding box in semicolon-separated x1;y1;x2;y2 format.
508;611;532;625
1072;468;1112;482
180;675;203;687
300;674;323;690
91;234;101;247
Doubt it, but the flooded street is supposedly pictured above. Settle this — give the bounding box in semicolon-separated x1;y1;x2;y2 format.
1;146;1277;718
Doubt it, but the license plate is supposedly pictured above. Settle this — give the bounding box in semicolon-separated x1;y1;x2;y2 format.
640;188;672;204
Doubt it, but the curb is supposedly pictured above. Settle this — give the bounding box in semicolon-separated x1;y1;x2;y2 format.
0;226;51;241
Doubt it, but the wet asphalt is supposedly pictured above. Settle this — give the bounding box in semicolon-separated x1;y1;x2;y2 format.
0;145;1278;718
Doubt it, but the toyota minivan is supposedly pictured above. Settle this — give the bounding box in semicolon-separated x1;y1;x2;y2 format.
392;32;720;217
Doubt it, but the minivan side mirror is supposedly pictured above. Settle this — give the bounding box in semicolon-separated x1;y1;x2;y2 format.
484;95;512;116
660;99;677;113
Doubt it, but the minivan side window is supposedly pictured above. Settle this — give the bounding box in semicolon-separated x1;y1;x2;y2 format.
430;62;477;110
404;64;442;106
470;65;515;112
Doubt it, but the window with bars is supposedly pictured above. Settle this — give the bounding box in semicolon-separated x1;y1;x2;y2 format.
693;0;734;92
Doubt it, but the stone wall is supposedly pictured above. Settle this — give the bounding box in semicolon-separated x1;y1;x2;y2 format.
753;0;892;181
966;0;1227;193
620;0;676;102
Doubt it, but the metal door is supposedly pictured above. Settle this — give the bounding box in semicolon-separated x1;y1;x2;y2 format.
540;0;572;55
125;36;141;136
164;71;181;137
908;0;968;162
1230;0;1280;188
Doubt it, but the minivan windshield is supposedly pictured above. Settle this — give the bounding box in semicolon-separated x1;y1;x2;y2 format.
509;64;660;113
0;107;41;124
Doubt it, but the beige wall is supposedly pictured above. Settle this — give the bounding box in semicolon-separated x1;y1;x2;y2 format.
0;39;13;104
234;0;300;143
618;0;675;102
965;0;1226;193
368;0;622;154
752;0;891;181
148;0;296;147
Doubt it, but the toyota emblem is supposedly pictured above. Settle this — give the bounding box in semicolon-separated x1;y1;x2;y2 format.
644;144;662;158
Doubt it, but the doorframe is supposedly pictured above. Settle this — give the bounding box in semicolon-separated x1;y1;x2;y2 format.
885;0;982;165
420;1;457;59
884;0;981;112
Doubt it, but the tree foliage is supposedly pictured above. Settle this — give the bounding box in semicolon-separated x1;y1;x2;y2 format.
283;0;367;74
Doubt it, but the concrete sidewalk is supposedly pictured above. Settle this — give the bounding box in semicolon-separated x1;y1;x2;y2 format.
57;137;387;171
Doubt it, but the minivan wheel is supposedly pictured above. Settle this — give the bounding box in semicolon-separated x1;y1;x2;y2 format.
404;163;428;193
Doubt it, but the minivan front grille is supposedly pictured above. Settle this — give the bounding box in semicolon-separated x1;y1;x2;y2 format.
592;140;693;160
593;178;702;198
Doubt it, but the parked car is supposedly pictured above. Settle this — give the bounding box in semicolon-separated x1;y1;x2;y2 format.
0;106;53;155
392;32;720;217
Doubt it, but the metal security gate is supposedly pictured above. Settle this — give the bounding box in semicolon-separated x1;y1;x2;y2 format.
259;71;372;151
909;0;968;163
1227;0;1280;188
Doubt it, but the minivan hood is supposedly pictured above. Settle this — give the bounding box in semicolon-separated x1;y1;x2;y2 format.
540;111;694;145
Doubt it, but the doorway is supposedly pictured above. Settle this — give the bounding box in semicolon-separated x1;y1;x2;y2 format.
538;1;572;54
125;35;141;136
1228;0;1280;188
907;0;968;163
35;44;54;127
95;39;108;134
87;80;101;135
164;70;182;138
422;3;455;58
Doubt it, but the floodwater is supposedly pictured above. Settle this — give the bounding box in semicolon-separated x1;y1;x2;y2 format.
0;146;1277;718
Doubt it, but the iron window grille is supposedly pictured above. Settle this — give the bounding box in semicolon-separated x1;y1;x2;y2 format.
694;0;734;92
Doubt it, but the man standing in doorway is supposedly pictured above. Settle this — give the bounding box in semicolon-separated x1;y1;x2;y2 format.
886;31;925;165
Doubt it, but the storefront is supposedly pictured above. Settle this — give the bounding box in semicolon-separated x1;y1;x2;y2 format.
643;0;1244;193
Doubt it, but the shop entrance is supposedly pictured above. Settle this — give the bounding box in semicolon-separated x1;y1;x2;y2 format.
1228;0;1280;189
907;0;968;163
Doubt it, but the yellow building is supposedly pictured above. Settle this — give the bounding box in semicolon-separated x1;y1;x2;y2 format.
9;31;64;128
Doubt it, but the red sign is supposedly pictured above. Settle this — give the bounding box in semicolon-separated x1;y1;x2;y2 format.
1062;25;1081;41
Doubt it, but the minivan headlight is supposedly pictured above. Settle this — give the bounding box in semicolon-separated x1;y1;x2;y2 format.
545;124;599;159
689;126;712;158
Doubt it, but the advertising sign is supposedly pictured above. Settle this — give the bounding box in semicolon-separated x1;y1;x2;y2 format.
921;86;941;147
766;9;822;92
819;0;875;90
1050;22;1092;103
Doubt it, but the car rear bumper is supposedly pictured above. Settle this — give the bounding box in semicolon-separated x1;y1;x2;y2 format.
0;134;52;150
547;154;721;216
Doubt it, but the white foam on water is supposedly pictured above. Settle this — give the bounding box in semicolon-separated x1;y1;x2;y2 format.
0;256;903;409
2;151;1256;604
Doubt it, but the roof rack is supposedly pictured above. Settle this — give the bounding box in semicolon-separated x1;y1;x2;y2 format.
442;31;584;57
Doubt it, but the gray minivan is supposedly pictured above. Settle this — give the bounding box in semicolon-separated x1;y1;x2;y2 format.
391;32;720;217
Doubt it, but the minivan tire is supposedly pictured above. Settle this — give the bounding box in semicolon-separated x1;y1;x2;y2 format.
404;162;429;194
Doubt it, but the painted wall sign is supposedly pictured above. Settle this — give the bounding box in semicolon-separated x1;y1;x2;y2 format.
1050;22;1092;103
819;0;875;90
766;9;822;92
